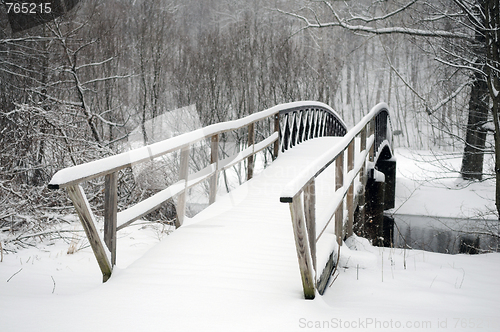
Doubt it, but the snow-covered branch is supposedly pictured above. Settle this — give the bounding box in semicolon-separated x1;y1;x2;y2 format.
345;0;418;24
277;3;471;39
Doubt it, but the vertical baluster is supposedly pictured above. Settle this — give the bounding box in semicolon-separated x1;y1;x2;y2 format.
176;145;190;227
291;112;298;147
209;134;219;204
273;113;280;159
104;172;117;265
297;111;304;144
356;127;368;230
369;119;375;162
335;152;344;246
247;122;255;180
282;113;291;152
346;140;355;238
304;179;316;272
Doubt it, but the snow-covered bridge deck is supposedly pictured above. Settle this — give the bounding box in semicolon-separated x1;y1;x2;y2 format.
111;137;340;313
46;101;396;299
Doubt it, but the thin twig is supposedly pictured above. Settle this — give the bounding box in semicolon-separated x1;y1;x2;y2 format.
51;276;56;294
7;268;22;282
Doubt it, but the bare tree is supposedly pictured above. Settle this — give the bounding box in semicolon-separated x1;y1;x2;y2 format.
278;0;500;218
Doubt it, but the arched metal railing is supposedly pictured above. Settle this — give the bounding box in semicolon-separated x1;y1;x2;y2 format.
279;104;347;152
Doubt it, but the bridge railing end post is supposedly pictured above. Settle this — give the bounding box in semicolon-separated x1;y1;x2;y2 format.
104;172;118;266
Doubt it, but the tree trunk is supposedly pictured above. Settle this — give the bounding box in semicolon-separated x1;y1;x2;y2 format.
460;70;489;180
461;0;489;181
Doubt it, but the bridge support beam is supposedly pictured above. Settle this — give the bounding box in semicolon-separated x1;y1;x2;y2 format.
67;185;112;282
365;169;385;246
376;158;396;210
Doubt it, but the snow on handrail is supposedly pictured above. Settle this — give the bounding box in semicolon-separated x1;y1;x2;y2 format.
48;101;334;189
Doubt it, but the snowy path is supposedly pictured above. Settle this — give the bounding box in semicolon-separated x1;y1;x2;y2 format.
2;139;500;331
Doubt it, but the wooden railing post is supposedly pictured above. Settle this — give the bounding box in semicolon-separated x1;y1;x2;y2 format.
176;145;190;228
104;172;117;265
273;113;280;159
356;127;368;231
247;122;255;181
67;185;112;282
289;193;315;300
303;179;316;272
335;153;344;246
369;119;375;162
346;140;355;238
209;134;219;204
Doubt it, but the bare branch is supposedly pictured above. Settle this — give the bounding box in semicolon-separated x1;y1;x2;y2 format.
427;80;472;115
278;4;471;39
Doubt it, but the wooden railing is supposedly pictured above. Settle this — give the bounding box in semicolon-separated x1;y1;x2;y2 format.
279;103;392;299
48;101;345;281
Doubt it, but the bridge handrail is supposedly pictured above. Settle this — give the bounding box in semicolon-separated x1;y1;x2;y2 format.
279;102;392;299
280;103;390;200
48;101;342;189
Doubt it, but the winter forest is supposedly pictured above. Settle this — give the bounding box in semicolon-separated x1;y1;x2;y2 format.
0;0;499;248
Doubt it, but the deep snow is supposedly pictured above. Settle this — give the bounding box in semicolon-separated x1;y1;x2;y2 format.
1;139;499;332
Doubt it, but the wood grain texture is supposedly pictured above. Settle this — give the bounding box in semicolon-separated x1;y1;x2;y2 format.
335;154;344;245
67;185;112;281
104;172;117;265
289;194;315;300
176;145;190;228
304;179;316;272
346;140;355;238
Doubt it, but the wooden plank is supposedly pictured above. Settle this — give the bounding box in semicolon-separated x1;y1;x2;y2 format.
289;193;315;300
104;172;117;266
247;122;255;181
67;185;112;282
317;251;335;295
303;179;316;272
335;153;344;245
176;145;190;228
209;134;219;205
117;180;185;231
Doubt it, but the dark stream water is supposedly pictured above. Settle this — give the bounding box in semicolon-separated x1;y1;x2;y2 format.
391;214;499;254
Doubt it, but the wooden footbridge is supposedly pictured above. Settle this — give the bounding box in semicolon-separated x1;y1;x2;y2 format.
48;101;395;299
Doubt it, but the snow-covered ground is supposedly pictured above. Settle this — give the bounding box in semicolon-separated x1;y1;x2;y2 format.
392;148;495;219
1;140;499;332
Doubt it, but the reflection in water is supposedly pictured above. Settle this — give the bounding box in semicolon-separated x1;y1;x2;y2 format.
390;214;499;254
